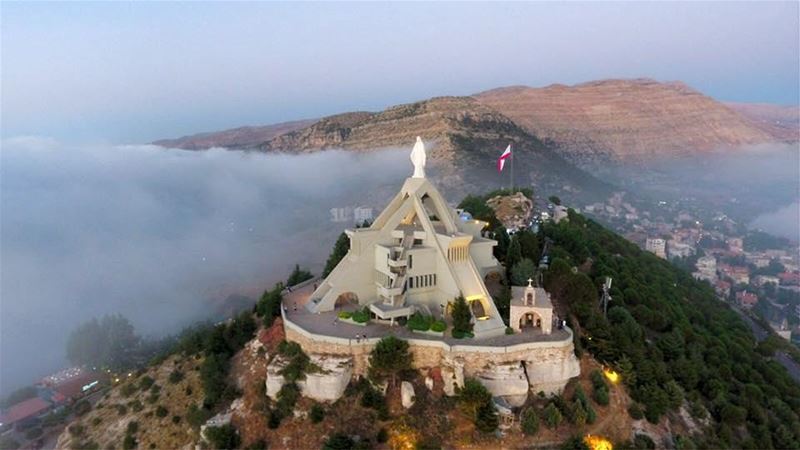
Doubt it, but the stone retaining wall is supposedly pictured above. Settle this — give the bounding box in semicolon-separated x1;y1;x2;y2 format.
282;309;580;394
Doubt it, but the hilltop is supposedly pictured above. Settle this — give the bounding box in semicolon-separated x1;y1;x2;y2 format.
475;78;793;165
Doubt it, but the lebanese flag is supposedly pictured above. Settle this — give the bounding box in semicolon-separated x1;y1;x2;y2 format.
497;144;512;172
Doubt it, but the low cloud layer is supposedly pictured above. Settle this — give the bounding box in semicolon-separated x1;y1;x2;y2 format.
0;139;411;394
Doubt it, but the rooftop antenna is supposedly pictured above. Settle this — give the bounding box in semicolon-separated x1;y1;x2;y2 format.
600;276;612;317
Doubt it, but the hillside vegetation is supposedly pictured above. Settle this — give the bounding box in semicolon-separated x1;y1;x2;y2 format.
542;210;800;449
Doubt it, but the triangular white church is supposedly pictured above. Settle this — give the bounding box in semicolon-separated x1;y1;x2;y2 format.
306;137;508;338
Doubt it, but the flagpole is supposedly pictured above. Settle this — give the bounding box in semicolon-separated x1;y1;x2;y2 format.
510;144;514;191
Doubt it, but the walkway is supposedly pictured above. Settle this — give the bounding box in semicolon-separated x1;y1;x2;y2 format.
282;279;571;347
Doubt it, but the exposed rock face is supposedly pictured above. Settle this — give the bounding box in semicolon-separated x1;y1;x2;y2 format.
401;381;415;408
266;354;353;402
301;355;353;402
475;79;780;164
475;361;529;407
486;192;533;230
441;357;465;396
525;352;580;396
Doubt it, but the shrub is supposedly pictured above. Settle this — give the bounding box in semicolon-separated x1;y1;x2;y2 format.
130;399;143;412
451;329;474;339
116;404;128;415
628;403;644;420
122;434;136;450
430;320;447;332
337;311;352;319
172;415;181;424
376;428;389;443
204;424;240;450
309;403;325;423
407;312;432;331
351;308;370;323
126;421;139;434
322;433;355;450
155;405;168;418
505;327;515;335
139;376;155;391
186;405;214;427
168;370;184;384
91;417;101;426
68;424;85;437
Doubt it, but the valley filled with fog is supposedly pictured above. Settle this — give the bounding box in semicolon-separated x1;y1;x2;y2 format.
0;140;410;395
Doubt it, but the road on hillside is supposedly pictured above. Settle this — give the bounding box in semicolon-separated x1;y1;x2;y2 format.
734;307;800;383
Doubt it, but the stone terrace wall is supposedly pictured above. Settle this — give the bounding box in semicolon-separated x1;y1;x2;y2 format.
282;311;578;382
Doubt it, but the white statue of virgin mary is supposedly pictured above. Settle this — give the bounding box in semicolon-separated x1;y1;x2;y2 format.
410;136;426;178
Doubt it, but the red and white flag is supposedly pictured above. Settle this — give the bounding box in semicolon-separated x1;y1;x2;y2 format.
497;144;512;172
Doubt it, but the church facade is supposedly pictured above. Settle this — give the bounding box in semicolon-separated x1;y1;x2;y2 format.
306;137;507;338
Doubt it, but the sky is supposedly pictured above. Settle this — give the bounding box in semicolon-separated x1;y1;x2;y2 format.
2;1;799;143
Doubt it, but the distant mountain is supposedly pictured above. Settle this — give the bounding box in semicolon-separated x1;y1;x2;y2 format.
152;119;316;150
474;78;790;165
724;102;800;142
155;96;611;200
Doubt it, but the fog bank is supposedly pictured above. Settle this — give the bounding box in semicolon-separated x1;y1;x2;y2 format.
0;139;410;395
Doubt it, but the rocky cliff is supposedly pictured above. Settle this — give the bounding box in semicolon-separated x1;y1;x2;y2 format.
474;79;783;164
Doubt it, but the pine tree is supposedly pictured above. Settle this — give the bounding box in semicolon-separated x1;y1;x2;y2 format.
493;226;510;261
506;236;522;269
323;233;349;277
451;296;473;337
475;401;499;433
521;408;539;435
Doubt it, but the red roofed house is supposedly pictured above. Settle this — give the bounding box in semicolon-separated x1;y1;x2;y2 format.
0;396;51;429
779;271;800;286
736;291;759;309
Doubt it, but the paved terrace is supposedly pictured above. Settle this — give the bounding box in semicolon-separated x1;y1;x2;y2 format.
282;280;571;347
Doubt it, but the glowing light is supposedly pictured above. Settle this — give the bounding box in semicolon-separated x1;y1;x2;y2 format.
477;316;490;321
465;295;483;302
603;368;620;384
584;435;613;450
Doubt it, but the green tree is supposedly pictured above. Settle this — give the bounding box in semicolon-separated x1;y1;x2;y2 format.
450;296;473;337
493;226;510;261
457;379;492;417
368;336;412;386
323;233;349;277
287;264;313;286
506;236;523;269
475;401;499;433
517;229;541;262
511;258;537;286
543;403;563;429
521;408;539;435
66;314;140;370
560;436;589;450
548;195;562;206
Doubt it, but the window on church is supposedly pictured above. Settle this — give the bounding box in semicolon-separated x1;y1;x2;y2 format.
408;254;413;269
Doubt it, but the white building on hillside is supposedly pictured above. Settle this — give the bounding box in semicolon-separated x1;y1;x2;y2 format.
306;137;507;338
